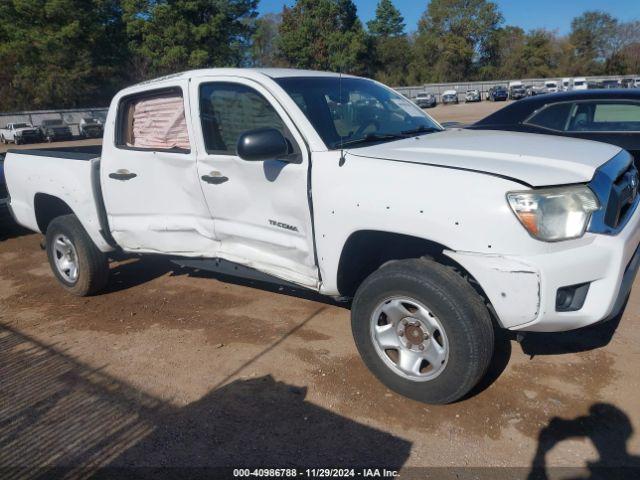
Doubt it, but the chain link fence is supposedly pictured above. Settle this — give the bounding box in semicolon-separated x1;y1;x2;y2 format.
394;74;639;101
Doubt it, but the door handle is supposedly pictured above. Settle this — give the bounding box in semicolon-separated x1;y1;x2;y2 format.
109;169;137;181
201;171;229;185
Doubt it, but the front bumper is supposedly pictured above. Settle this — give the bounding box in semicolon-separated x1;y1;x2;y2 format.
446;201;640;332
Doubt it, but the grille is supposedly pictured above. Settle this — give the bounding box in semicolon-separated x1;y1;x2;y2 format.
588;150;638;235
604;164;639;229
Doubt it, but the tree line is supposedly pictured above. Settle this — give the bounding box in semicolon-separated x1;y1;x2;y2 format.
0;0;638;111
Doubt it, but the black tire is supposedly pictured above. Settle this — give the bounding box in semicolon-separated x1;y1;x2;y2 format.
351;258;494;404
45;214;109;296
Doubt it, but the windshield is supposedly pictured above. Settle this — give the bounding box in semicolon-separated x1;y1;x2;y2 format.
276;77;442;149
13;123;29;128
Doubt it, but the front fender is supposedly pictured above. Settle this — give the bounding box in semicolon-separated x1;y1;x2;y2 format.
311;151;571;295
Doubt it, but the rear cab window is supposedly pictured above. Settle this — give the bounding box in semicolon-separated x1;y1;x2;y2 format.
116;88;191;152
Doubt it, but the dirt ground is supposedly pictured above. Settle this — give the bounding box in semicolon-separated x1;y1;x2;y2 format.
1;100;639;478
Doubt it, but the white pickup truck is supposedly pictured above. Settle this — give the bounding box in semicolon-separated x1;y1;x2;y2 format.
5;69;640;404
0;122;43;145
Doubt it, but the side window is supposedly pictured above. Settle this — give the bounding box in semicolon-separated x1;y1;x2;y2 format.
117;89;191;151
567;102;640;132
525;103;573;131
199;83;286;154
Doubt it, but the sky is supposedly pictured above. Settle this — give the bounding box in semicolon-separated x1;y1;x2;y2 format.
258;0;640;35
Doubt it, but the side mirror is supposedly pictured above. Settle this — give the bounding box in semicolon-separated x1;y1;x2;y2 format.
237;128;290;162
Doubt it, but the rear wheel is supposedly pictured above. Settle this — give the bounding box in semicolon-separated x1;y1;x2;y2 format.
46;215;109;296
351;258;494;404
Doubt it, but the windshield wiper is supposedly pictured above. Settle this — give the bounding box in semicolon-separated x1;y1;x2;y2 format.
400;125;442;136
338;132;406;149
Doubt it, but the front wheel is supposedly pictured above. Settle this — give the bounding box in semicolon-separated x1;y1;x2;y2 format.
351;258;494;404
46;214;109;296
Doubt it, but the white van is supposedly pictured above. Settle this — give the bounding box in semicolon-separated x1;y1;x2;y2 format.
573;77;588;90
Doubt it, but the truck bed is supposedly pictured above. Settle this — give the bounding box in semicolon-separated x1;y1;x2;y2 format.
4;145;112;251
6;145;102;161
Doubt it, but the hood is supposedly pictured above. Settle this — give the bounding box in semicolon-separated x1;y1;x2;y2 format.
346;129;621;187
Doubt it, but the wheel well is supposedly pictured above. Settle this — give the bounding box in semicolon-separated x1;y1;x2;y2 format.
336;230;501;329
34;193;74;233
337;231;455;297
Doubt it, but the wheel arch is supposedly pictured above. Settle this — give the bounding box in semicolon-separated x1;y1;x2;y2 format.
336;230;493;308
34;193;75;234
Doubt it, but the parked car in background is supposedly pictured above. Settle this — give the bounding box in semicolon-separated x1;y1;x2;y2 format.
414;92;437;108
464;89;481;103
508;82;527;100
487;86;508;101
79;117;104;138
40;119;73;142
545;81;559;93
469;89;640;168
441;89;459;104
621;78;635;89
526;85;546;97
635;78;640;88
602;79;621;89
8;69;640;405
573;77;588;90
562;78;571;91
0;123;43;145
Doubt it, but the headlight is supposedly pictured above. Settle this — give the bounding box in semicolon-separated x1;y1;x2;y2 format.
507;185;600;241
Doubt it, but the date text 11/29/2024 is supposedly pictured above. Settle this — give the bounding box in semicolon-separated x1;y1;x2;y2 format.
233;468;399;478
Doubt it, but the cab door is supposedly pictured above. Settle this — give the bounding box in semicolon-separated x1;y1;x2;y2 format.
100;83;218;255
190;77;318;288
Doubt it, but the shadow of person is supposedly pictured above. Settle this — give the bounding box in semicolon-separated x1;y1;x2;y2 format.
107;375;412;473
528;403;640;480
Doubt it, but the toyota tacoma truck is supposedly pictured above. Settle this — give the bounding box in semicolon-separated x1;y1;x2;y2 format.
4;69;640;404
40;118;73;142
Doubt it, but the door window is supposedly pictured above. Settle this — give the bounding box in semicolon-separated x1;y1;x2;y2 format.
117;89;191;151
199;83;286;154
524;103;573;131
566;102;640;132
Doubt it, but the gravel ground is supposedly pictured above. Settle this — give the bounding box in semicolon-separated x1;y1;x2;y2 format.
1;100;639;478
